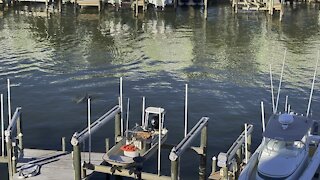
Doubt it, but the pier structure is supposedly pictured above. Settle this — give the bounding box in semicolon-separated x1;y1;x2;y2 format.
209;124;253;180
232;0;284;20
0;77;211;180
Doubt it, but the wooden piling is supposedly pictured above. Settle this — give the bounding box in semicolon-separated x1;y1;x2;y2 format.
6;137;13;180
211;156;216;173
204;0;207;19
12;156;16;173
17;114;23;155
62;137;66;152
135;0;138;17
73;144;81;180
199;125;207;180
115;113;121;143
171;158;179;180
105;138;109;153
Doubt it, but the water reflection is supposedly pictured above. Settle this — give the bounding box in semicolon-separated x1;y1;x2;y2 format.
0;4;319;179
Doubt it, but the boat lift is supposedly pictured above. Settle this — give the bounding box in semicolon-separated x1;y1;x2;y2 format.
70;103;121;180
0;79;25;180
169;117;209;180
209;124;253;180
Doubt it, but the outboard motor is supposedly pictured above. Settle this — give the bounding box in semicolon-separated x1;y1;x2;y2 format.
151;115;159;130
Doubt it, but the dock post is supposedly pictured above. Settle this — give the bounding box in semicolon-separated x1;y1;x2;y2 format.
6;137;13;180
135;0;138;17
12;156;16;173
17;113;23;155
73;144;81;180
204;0;207;19
199;125;207;180
105;138;109;152
211;156;216;173
171;158;179;180
115;113;121;143
62;137;66;152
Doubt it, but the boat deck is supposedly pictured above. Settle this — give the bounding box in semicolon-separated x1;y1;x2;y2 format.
12;148;104;180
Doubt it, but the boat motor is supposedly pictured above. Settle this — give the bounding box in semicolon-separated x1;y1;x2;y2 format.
151;115;159;130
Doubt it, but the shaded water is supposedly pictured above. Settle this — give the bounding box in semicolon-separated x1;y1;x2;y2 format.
0;3;320;179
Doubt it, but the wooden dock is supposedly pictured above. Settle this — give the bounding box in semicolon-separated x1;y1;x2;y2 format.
13;148;104;180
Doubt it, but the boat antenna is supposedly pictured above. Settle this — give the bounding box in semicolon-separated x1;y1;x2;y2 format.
7;79;11;123
1;94;4;157
184;84;188;137
269;64;276;114
285;95;288;113
307;50;320;117
87;97;91;163
126;98;130;138
261;101;265;132
142;97;145;128
275;49;287;113
120;77;124;136
158;108;162;176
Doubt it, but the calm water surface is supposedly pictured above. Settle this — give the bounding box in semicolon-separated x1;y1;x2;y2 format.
0;3;320;179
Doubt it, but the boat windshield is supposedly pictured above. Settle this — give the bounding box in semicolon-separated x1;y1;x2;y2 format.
264;139;305;153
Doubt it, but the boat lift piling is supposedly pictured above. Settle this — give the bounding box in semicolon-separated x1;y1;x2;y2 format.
1;94;4;158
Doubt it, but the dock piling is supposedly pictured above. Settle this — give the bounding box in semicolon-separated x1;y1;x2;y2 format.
73;144;81;180
62;137;66;152
171;158;179;180
6;136;13;180
204;0;207;19
211;156;216;173
115;112;121;143
1;94;4;157
105;138;109;152
199;125;207;180
17;114;23;156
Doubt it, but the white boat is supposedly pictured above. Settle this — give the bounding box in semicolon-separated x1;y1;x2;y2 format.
239;113;315;180
240;51;320;179
103;107;168;168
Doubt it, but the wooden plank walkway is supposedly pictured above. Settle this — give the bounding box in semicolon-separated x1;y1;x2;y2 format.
13;148;105;180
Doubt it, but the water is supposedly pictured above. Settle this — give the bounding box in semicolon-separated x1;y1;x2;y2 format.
0;3;320;179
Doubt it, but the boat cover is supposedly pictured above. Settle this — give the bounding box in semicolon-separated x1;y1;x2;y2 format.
263;114;314;141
